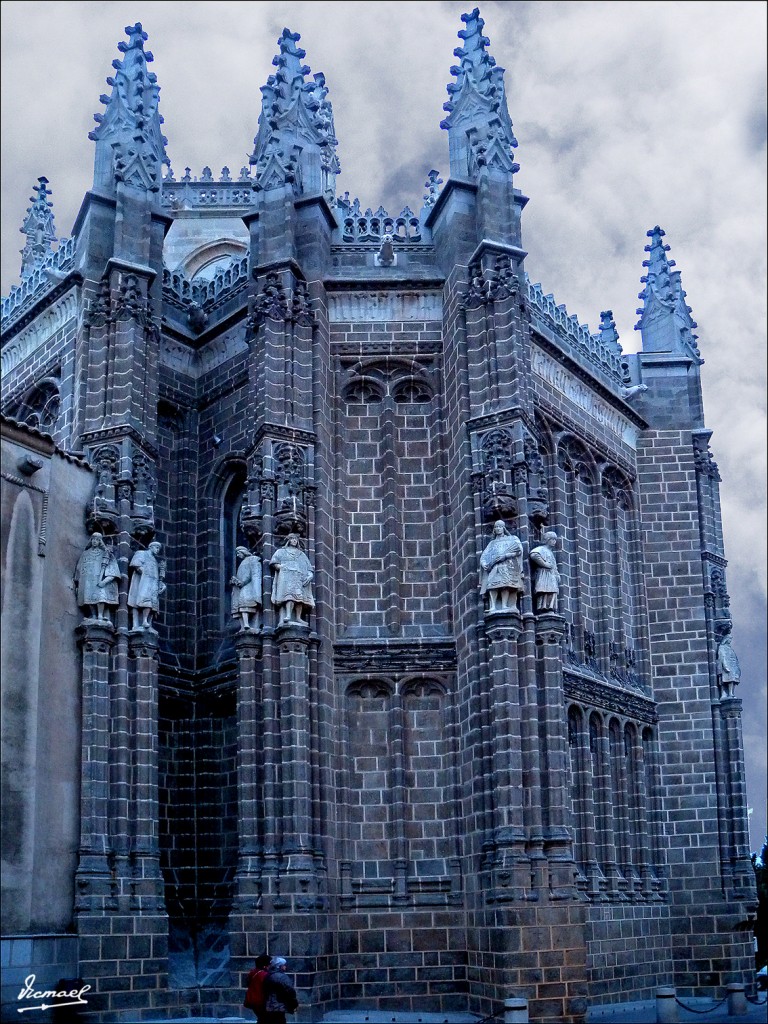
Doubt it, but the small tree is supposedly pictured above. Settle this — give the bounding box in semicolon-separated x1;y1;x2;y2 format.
753;837;768;971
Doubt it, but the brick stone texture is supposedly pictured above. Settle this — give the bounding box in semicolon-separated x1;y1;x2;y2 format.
0;68;756;1024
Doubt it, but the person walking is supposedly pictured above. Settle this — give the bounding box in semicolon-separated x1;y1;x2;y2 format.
261;956;298;1024
243;953;270;1018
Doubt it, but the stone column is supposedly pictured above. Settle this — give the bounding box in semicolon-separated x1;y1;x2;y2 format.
390;687;409;904
534;614;577;899
596;721;626;901
485;614;529;901
128;628;164;912
719;698;754;897
577;713;607;902
233;630;263;912
75;621;116;914
630;727;657;900
275;623;320;910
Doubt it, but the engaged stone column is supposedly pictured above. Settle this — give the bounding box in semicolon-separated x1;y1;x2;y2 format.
275;622;321;910
719;697;754;897
485;613;529;901
128;628;164;912
75;621;116;914
233;629;263;912
535;613;577;900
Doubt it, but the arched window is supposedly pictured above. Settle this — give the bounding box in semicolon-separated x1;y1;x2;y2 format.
10;377;60;434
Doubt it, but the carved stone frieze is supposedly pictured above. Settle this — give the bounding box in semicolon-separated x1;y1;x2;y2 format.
333;641;456;675
564;671;657;724
327;290;442;323
532;346;640;446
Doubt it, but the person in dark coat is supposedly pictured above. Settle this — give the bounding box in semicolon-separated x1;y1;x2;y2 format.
261;957;298;1024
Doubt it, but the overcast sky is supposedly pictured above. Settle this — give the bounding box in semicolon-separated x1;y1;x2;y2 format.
2;1;766;848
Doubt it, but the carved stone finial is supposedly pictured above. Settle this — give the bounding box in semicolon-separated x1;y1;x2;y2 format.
423;170;444;208
249;27;339;197
89;22;169;192
599;310;622;358
635;226;701;361
441;9;519;178
19;177;57;276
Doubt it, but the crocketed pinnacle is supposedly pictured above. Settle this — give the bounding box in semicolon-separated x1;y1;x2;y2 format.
250;28;340;195
635;226;701;360
266;29;310;112
440;8;518;176
19;177;57;275
89;23;169;190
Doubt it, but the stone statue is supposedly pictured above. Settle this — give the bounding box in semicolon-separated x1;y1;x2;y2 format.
716;632;741;697
270;533;315;625
230;546;262;631
620;384;648;401
128;541;165;631
530;531;561;612
73;531;120;622
375;233;396;267
479;520;524;613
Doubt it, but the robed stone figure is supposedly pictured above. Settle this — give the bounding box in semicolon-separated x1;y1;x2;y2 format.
74;531;120;622
231;546;262;631
128;541;165;631
270;533;315;625
479;520;524;613
529;531;561;612
716;633;741;697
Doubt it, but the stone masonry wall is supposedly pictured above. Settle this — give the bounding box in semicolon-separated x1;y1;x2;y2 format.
636;428;755;993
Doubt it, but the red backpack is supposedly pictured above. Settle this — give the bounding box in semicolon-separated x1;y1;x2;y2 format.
244;967;268;1013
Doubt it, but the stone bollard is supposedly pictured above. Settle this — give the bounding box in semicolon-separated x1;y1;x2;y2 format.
726;982;747;1016
504;997;529;1024
656;986;679;1024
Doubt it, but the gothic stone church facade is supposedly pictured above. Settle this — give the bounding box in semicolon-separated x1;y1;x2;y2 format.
0;11;756;1024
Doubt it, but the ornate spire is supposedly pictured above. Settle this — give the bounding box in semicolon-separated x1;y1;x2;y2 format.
423;170;444;209
19;177;56;275
598;310;622;359
249;28;340;198
89;23;169;193
440;8;519;179
635;226;701;360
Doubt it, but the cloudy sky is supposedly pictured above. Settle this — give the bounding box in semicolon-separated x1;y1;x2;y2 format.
2;1;766;847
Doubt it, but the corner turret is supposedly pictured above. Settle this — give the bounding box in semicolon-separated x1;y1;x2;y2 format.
19;177;56;275
89;22;169;195
632;226;705;428
429;8;527;269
